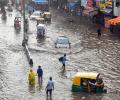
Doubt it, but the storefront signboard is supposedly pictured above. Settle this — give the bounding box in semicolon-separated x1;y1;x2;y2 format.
99;3;105;12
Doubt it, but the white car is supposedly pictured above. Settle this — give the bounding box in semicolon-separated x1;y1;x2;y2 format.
30;11;44;20
55;36;71;48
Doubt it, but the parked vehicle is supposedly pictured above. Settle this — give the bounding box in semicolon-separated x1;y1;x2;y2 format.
37;24;46;37
30;11;44;20
44;12;51;21
72;72;107;93
14;17;21;30
55;36;71;48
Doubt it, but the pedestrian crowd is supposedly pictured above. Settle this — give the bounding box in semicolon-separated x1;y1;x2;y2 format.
28;54;67;99
28;67;54;99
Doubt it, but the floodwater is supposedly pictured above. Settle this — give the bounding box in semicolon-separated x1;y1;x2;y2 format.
0;6;120;100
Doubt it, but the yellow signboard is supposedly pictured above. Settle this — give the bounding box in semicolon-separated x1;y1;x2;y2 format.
99;3;105;12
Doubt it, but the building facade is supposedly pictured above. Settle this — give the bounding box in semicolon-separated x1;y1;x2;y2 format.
113;0;120;16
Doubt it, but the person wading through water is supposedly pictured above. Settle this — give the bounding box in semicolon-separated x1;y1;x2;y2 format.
37;66;43;85
97;28;102;39
46;77;54;99
59;54;68;70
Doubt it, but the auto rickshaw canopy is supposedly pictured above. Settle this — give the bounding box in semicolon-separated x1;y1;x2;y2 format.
72;72;99;86
36;17;45;24
44;11;51;15
36;17;45;21
108;17;120;25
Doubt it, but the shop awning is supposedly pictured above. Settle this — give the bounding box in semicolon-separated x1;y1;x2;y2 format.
32;0;48;3
108;17;120;25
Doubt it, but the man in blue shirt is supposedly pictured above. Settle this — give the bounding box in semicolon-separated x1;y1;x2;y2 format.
37;66;43;84
46;77;54;98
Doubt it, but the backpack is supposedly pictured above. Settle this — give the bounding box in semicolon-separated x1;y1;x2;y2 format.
59;57;63;62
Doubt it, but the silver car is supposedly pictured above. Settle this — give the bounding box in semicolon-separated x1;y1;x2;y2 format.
30;11;44;20
55;36;71;48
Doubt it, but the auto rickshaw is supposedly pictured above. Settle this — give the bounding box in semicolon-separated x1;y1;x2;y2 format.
44;12;51;22
37;24;46;37
36;17;45;25
14;17;21;30
72;72;107;93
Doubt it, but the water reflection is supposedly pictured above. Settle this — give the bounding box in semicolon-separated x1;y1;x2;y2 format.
46;96;53;100
14;28;21;34
28;84;35;94
37;37;45;43
71;92;104;100
1;17;7;24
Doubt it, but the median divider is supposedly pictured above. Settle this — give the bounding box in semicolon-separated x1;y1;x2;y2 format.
24;44;33;66
22;35;33;66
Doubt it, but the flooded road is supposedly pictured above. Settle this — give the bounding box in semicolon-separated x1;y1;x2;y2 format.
0;6;120;100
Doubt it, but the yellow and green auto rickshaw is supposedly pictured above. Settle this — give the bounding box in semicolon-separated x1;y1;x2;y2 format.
72;72;107;93
44;12;51;22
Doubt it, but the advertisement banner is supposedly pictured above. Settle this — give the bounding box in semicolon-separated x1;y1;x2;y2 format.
99;3;105;12
98;1;112;14
86;0;93;7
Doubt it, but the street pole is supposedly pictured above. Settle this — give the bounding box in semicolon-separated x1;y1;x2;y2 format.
23;0;26;39
22;0;28;46
22;0;33;66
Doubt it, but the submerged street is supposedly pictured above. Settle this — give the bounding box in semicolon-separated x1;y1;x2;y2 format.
0;5;120;100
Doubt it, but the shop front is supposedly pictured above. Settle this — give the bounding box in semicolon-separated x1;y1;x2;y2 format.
82;0;99;24
28;0;49;12
95;0;113;28
96;0;113;16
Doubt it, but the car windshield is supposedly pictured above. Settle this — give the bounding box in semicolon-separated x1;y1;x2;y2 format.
33;13;40;16
57;37;69;44
32;12;44;17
